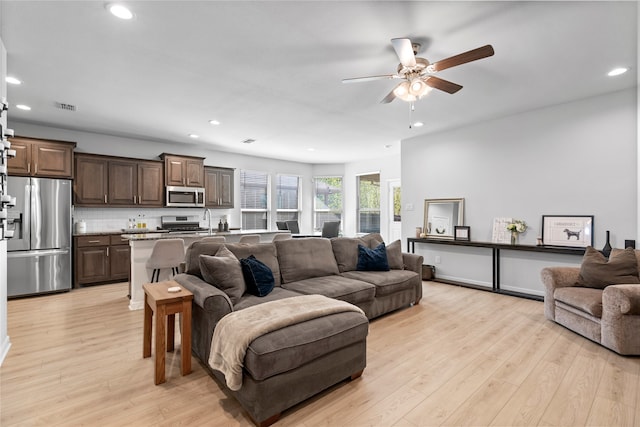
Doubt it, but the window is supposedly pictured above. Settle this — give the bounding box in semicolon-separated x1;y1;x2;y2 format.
314;177;343;231
276;174;300;222
240;170;269;230
357;173;380;233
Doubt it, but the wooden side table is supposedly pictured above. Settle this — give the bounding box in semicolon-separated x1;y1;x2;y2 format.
143;280;193;385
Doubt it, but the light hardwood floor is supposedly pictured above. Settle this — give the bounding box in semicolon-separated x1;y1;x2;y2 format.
2;281;639;426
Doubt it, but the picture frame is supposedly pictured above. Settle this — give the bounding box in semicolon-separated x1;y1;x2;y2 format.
454;226;471;241
542;215;594;248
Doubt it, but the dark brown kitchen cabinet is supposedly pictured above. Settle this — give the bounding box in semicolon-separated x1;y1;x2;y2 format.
8;136;75;178
161;153;205;187
74;154;163;207
74;234;130;288
205;166;234;208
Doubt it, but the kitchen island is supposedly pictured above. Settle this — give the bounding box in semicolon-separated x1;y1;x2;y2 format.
123;230;287;310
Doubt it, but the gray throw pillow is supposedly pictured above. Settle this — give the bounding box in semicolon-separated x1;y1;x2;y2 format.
577;246;640;289
386;239;404;270
199;246;246;304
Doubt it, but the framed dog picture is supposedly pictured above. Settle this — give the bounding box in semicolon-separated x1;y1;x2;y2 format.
542;215;594;248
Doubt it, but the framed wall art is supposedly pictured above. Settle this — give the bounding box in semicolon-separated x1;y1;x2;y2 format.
454;226;471;241
542;215;594;248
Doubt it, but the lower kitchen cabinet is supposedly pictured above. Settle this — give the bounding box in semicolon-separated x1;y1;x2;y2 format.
74;233;130;288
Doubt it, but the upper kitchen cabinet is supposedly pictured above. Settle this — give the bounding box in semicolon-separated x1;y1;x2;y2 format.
75;153;163;207
8;136;75;178
160;153;205;187
205;166;234;208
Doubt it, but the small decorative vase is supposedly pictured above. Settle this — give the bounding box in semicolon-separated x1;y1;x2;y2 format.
511;231;518;245
602;230;612;257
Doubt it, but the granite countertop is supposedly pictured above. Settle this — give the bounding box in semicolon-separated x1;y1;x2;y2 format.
122;229;288;241
73;229;168;237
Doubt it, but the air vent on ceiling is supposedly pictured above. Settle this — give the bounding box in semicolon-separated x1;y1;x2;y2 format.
54;102;77;112
242;138;256;144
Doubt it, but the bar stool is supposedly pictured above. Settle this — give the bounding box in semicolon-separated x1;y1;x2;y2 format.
272;233;291;242
200;236;226;243
239;234;260;244
146;239;185;282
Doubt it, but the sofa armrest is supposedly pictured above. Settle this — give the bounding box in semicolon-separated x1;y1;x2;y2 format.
402;252;424;275
540;266;580;320
173;273;233;313
173;273;233;362
603;284;640;315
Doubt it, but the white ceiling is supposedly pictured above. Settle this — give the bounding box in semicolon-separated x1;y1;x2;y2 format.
0;1;637;164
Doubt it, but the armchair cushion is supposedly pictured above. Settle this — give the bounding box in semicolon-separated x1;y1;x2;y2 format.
577;246;640;289
554;287;603;318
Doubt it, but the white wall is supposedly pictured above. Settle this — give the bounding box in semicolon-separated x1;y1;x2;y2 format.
0;36;10;365
402;88;638;296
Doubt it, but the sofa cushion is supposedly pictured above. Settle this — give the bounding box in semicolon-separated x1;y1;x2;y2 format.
331;237;367;273
226;243;281;286
386;240;404;270
343;270;418;297
240;255;275;297
244;311;369;381
362;233;384;248
233;287;303;311
554;287;604;318
577;246;640;289
357;243;390;271
199;246;245;304
281;276;375;305
276;238;340;283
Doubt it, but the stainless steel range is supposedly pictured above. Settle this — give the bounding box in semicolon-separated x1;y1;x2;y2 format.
159;216;208;233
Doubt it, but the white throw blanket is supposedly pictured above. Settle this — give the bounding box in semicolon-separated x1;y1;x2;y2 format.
208;294;365;391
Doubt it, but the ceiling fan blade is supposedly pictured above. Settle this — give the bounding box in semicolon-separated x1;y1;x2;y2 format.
424;76;463;94
391;38;416;67
380;86;399;104
342;74;399;84
430;45;495;72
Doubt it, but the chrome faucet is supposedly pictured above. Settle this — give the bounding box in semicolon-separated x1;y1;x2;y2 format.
203;209;213;234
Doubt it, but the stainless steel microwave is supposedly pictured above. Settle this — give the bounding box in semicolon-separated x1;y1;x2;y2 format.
165;186;205;208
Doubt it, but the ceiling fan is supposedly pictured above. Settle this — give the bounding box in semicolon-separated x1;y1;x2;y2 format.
343;38;495;104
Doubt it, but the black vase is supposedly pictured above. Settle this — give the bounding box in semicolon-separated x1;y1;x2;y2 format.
602;230;612;257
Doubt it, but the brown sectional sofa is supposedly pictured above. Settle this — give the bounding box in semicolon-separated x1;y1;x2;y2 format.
174;234;423;425
541;248;640;355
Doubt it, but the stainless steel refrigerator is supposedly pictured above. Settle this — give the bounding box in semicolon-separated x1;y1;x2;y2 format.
6;177;72;297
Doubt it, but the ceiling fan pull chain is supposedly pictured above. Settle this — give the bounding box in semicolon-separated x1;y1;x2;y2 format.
408;102;414;128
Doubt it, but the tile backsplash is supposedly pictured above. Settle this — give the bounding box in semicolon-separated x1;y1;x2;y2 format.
73;207;234;233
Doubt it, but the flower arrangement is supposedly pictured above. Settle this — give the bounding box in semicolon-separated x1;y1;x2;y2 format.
506;219;527;234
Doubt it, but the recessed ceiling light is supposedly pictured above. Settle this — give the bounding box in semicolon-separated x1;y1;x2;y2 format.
608;67;628;77
209;119;220;126
413;121;424;127
107;3;134;20
307;148;315;151
188;134;199;139
6;76;21;85
16;104;31;111
384;144;393;149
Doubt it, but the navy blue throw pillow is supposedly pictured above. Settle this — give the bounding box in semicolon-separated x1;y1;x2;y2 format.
356;243;390;271
240;255;275;297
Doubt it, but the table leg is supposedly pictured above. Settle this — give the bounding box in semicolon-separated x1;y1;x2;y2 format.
143;294;152;358
167;313;175;352
154;304;166;385
181;299;192;376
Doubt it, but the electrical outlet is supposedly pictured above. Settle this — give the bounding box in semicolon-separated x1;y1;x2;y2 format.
405;203;414;211
435;256;441;264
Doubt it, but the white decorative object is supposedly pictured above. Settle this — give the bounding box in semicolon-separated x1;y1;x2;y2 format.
492;217;513;244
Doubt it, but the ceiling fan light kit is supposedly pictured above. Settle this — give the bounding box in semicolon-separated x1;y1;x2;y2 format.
343;37;495;105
